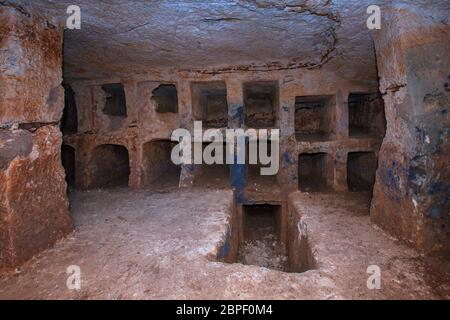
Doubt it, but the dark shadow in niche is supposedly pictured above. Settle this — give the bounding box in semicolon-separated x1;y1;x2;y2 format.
347;151;377;192
101;83;127;117
348;93;386;139
298;152;331;192
191;82;228;128
193;142;230;188
61;144;76;188
142;140;180;189
89;144;130;189
246;140;278;191
244;81;278;128
152;84;178;113
61;84;78;135
295;95;334;141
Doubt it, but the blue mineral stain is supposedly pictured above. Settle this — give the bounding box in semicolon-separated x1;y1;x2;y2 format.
217;226;232;260
428;207;441;219
428;181;443;195
235;191;247;204
386;167;399;187
282;151;294;164
441;127;450;138
230;163;246;189
407;166;417;182
381;162;403;202
187;164;195;173
407;156;431;195
425;182;449;220
229;105;244;127
230;162;246;203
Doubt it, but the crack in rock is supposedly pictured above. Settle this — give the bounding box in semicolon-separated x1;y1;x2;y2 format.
182;0;340;74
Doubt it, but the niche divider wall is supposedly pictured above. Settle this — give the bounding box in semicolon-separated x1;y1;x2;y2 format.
64;73;383;200
277;87;384;194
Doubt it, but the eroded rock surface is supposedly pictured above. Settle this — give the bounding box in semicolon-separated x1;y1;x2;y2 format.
0;126;73;270
22;0;388;81
371;3;450;253
0;4;72;270
0;5;64;125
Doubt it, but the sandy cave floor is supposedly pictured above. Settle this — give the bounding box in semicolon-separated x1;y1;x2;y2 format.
0;188;448;300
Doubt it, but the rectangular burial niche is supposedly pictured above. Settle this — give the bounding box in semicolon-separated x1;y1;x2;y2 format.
101;83;127;117
348;93;386;138
142;140;180;189
295;95;334;141
237;204;288;271
152;84;178;113
246;140;278;190
298;153;331;192
347;152;377;192
194;142;230;188
88;144;130;189
244;81;278;128
191;81;228;128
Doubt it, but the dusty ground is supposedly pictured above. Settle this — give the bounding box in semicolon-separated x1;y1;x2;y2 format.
237;235;288;272
0;188;448;300
238;206;288;271
290;192;450;299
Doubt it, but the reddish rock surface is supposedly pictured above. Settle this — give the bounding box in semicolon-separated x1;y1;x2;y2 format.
0;5;72;270
0;6;64;126
0;0;448;291
0;126;73;270
371;3;450;254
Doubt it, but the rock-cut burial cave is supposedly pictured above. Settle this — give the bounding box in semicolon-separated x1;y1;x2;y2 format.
0;0;449;300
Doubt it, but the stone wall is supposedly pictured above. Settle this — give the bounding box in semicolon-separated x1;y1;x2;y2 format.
0;5;73;270
371;3;450;254
64;67;384;205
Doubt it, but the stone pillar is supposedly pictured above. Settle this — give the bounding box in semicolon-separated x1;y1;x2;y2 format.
278;136;298;192
177;79;196;187
226;78;247;202
0;5;73;270
227;78;245;128
278;81;297;192
71;83;93;133
333;149;348;192
123;81;139;128
74;139;91;190
123;81;140;188
335;89;349;140
177;80;193;130
371;3;450;253
127;137;140;189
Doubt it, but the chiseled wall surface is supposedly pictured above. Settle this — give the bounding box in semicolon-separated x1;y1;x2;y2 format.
65;66;383;199
0;5;73;270
371;3;450;254
1;0;447;272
